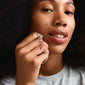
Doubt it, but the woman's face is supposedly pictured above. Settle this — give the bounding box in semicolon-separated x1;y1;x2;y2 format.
30;0;75;54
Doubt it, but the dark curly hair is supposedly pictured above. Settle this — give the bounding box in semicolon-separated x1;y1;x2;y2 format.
0;0;84;79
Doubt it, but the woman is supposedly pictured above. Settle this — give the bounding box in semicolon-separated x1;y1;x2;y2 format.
0;0;85;85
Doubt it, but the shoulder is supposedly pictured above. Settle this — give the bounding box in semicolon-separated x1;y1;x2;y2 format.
70;66;85;75
0;76;16;85
66;65;85;79
61;65;85;85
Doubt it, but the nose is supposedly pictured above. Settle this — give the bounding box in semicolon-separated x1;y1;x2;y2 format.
53;11;67;27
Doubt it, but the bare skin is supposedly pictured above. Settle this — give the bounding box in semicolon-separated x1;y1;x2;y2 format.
15;0;75;85
15;33;49;85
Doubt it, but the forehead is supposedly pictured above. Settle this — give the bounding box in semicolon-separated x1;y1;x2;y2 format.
34;0;73;3
33;0;74;6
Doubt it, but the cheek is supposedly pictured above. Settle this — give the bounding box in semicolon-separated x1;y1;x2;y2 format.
68;19;75;39
31;13;52;31
31;16;44;32
32;13;46;25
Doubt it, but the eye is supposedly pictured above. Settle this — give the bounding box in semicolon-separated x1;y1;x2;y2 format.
65;11;74;15
42;9;52;12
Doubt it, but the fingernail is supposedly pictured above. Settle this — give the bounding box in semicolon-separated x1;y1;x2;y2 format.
35;32;43;41
40;41;44;50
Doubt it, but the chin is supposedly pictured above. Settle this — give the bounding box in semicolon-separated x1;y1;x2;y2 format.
48;44;67;55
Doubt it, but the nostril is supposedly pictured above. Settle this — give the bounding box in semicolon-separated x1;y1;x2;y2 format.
56;23;66;27
56;23;60;25
63;24;66;27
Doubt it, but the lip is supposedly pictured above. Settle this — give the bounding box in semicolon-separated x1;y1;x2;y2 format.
48;30;68;44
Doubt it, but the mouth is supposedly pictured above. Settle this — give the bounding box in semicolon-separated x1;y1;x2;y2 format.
48;30;68;44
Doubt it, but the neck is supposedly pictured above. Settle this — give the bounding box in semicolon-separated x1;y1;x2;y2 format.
39;53;64;76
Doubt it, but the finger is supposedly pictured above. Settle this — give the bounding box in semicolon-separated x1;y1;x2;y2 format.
16;33;38;49
35;50;49;65
22;41;48;59
30;41;48;57
17;38;41;54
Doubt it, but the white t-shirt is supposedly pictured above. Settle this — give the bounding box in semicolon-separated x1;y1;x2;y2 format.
0;65;85;85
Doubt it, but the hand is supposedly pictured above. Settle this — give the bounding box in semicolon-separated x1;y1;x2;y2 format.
15;33;49;85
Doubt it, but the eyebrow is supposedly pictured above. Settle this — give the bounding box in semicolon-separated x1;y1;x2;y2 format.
39;0;54;3
38;0;75;8
66;2;75;7
39;0;74;6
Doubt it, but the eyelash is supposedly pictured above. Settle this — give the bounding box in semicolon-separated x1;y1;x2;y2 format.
42;9;52;12
65;11;74;15
42;9;74;15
